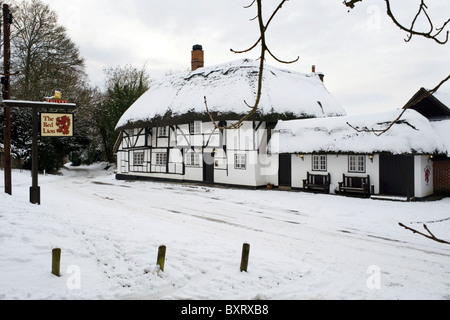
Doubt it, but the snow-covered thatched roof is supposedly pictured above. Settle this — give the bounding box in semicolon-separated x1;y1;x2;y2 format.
269;109;447;155
433;91;450;110
116;59;346;130
432;119;450;156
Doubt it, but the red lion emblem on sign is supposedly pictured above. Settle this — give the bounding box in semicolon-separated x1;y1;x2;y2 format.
56;115;71;135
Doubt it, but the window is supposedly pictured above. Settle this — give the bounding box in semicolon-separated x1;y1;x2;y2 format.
158;126;168;137
189;121;202;135
312;155;327;171
349;155;365;173
133;152;144;166
155;153;167;166
235;154;247;170
186;151;200;167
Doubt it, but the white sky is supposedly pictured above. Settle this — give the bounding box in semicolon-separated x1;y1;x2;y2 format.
39;0;450;115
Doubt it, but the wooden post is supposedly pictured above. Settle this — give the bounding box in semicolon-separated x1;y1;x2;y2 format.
52;248;61;277
2;100;76;204
240;243;250;272
30;106;40;204
157;245;166;272
3;4;12;196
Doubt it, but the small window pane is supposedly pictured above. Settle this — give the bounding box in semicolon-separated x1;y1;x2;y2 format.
349;155;365;173
156;153;167;166
186;151;200;167
312;155;327;171
190;121;202;135
158;127;167;137
134;152;144;165
234;154;247;170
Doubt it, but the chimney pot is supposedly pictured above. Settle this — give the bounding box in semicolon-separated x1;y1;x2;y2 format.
312;65;316;73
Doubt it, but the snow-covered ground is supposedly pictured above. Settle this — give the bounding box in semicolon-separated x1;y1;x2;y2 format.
1;163;450;300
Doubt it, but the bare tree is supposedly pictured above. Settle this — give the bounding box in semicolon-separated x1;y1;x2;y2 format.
0;0;89;172
347;75;450;136
10;0;86;101
204;0;298;130
344;0;449;136
344;0;449;44
205;0;448;132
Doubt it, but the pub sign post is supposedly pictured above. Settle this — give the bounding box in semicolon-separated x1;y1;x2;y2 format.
3;92;76;204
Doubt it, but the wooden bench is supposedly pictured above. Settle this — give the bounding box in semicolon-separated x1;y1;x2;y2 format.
339;174;371;197
303;172;331;194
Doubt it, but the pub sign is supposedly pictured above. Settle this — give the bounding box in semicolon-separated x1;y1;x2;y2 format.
40;112;74;137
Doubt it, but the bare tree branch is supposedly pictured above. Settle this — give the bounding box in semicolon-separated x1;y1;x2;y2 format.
385;0;450;44
343;0;363;9
344;0;449;136
346;74;450;136
205;0;299;130
399;223;450;244
344;0;450;44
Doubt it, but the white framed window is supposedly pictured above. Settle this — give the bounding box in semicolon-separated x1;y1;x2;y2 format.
349;155;366;173
133;152;144;166
234;154;247;170
158;126;168;137
155;152;167;166
186;151;200;167
189;121;202;135
312;155;327;171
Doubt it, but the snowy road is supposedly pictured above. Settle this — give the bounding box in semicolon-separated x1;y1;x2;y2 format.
1;164;450;300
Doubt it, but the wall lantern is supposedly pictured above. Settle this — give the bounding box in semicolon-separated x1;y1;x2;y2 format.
300;154;305;161
428;155;434;161
369;155;374;163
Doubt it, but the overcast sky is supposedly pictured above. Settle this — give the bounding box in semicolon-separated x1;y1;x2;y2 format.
40;0;449;115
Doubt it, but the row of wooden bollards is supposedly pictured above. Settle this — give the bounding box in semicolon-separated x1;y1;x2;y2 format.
51;243;251;277
153;243;252;273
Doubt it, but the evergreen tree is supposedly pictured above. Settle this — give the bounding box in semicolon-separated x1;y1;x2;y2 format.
1;0;91;173
95;65;150;163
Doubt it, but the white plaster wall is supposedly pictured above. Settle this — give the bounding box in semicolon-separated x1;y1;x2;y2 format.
414;155;434;198
227;122;255;151
184;167;203;181
214;150;258;187
256;153;279;186
291;154;380;194
116;151;125;174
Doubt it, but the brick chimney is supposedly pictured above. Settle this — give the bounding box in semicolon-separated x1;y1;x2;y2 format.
191;44;204;71
312;65;325;83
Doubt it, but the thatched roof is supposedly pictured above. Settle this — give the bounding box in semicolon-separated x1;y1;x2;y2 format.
116;59;346;130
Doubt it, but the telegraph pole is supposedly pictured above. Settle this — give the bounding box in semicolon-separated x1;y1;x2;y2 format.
2;3;12;195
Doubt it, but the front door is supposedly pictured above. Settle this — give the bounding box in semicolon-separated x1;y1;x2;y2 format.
203;151;214;184
279;154;292;187
379;155;414;197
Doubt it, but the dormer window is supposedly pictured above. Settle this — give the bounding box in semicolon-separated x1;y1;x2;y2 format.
158;126;168;137
189;121;202;135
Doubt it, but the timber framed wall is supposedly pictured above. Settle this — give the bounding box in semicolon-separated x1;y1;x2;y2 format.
116;120;274;187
